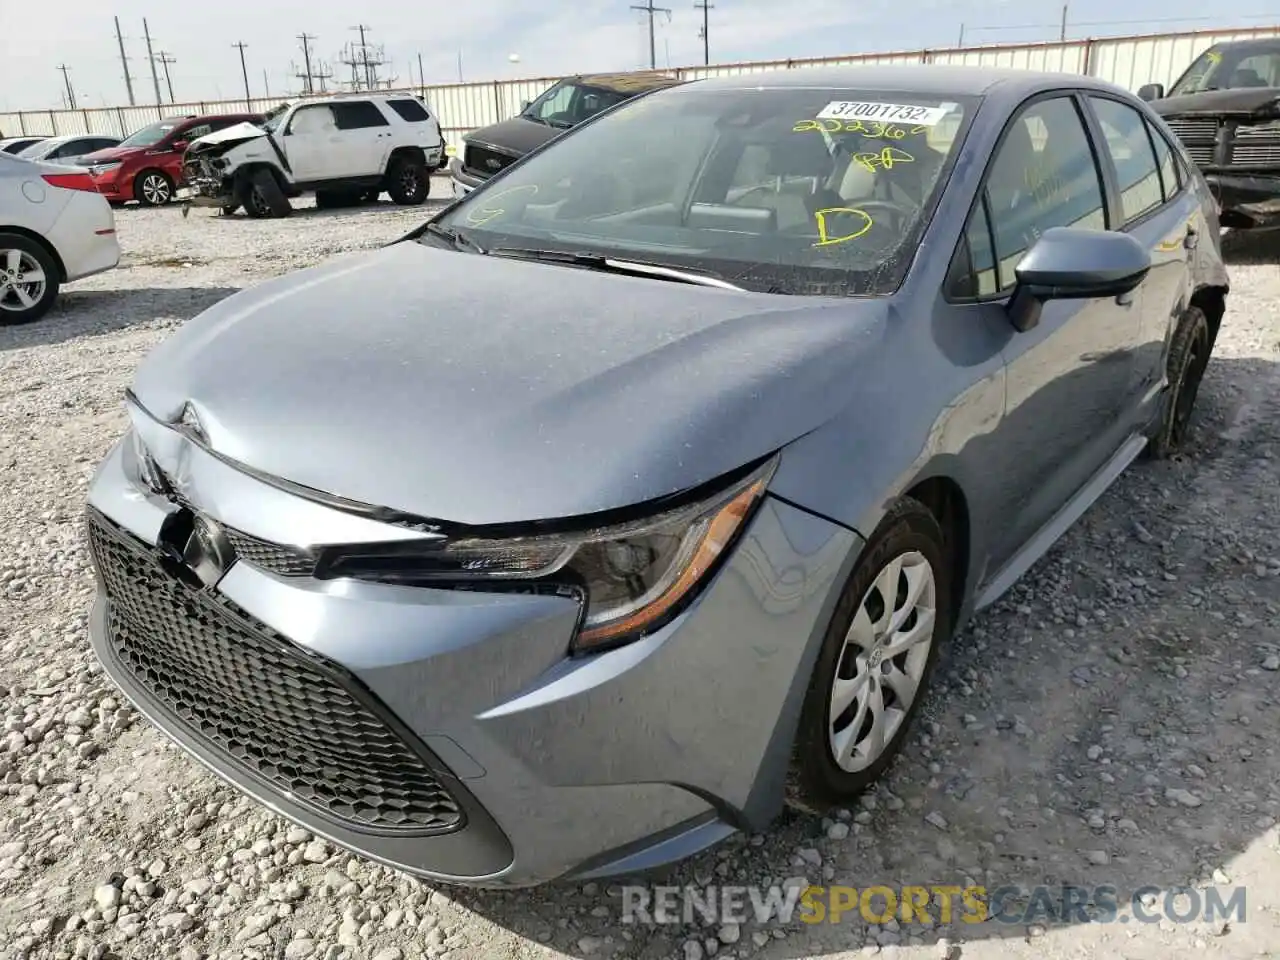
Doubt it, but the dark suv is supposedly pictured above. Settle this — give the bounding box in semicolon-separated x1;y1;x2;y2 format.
1139;38;1280;229
448;71;682;198
79;112;263;207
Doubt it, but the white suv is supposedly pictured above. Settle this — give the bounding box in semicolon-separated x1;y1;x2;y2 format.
178;93;446;218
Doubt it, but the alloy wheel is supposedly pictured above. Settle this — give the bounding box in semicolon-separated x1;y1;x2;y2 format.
828;550;937;773
0;248;47;315
142;174;171;205
400;167;423;198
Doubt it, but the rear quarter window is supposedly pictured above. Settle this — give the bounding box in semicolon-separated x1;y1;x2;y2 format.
387;99;431;122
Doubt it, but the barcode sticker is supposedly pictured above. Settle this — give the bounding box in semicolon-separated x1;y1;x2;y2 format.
816;101;951;125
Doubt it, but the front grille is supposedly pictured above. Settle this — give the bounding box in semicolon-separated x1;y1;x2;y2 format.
224;529;316;578
1184;144;1216;166
1229;122;1280;165
463;143;517;178
86;508;464;835
1164;117;1221;142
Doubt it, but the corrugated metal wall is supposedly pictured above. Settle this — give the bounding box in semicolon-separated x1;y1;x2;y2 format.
3;23;1277;154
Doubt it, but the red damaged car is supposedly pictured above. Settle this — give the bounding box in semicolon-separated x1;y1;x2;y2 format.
81;112;262;207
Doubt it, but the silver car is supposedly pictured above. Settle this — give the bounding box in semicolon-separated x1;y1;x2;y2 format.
85;65;1228;888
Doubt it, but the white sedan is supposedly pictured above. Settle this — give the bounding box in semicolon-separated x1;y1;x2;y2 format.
0;153;120;324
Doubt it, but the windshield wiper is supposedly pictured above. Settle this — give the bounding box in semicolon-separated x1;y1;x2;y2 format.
486;247;745;290
422;221;486;254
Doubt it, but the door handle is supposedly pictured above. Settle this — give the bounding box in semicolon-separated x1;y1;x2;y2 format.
1184;225;1199;250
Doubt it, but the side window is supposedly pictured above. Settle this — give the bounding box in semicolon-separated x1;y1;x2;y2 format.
984;96;1107;292
1089;97;1163;224
331;101;391;130
288;106;337;135
948;199;999;299
386;99;431;123
529;83;575;122
184;124;213;141
1144;118;1181;201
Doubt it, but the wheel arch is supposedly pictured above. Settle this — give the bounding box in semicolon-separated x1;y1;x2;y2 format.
233;162;287;192
0;225;67;282
386;145;427;173
1189;283;1227;352
900;473;971;634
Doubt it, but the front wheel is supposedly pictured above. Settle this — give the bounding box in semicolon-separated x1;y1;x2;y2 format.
788;497;951;812
240;170;292;219
386;155;430;205
1145;306;1211;459
134;170;174;206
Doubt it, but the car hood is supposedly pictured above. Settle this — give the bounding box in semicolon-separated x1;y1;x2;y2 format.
186;122;268;156
129;242;888;526
1152;87;1280;118
464;116;562;158
81;145;141;164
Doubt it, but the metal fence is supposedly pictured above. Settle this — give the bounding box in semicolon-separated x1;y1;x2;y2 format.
3;23;1277;157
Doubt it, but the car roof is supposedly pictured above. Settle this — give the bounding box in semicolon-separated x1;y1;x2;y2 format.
681;64;1126;98
574;71;683;93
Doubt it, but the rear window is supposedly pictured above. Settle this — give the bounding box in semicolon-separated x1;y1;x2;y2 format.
387;99;431;122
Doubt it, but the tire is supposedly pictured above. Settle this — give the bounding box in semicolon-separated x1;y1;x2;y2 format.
220;203;240;216
0;233;61;325
361;189;381;203
788;497;952;813
240;169;292;219
1145;306;1211;460
386;155;430;205
134;169;174;206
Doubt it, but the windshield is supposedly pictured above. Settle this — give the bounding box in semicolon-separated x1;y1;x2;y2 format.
436;86;973;296
521;80;633;129
120;121;178;148
1169;42;1280;95
262;104;290;133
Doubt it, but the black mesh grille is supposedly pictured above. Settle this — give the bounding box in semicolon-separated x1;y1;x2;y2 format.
464;143;517;178
86;508;464;835
224;529;316;578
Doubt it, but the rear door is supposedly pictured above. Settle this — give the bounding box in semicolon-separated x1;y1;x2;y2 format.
1084;94;1199;425
329;101;392;176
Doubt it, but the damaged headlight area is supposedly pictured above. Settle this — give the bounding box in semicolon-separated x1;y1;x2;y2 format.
316;457;776;653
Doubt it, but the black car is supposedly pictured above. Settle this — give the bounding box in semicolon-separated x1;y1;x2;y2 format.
1139;37;1280;229
447;71;682;197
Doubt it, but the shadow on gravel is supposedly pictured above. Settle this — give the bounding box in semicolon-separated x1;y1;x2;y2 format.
1222;227;1280;265
0;286;240;353
438;355;1280;958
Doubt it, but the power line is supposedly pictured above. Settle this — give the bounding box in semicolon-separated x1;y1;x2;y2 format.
694;0;714;66
56;65;76;109
113;16;136;106
232;41;251;109
630;0;672;70
142;18;163;105
154;51;176;103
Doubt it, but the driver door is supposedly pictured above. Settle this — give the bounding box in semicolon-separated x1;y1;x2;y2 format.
282;105;342;181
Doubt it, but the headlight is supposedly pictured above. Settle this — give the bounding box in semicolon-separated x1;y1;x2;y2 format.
317;458;775;653
91;161;123;176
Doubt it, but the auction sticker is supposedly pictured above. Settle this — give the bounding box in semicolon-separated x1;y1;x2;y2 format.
816;101;950;125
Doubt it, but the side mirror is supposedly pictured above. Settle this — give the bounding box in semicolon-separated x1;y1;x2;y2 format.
1006;227;1151;333
520;100;531;112
1136;83;1164;102
171;140;189;153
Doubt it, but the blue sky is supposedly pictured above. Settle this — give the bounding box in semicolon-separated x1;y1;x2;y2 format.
1;0;1275;112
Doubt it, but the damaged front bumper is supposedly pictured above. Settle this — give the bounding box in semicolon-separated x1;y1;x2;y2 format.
177;157;235;215
1204;171;1280;229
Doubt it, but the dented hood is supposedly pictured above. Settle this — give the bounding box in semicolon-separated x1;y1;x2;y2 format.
129;242;887;526
187;121;267;153
1152;87;1280;118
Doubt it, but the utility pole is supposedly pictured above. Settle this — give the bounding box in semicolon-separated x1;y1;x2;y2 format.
1059;4;1068;40
297;33;316;94
56;65;76;109
114;16;136;106
419;52;427;94
352;25;374;89
957;23;965;46
630;0;672;70
142;18;163;105
456;50;463;83
155;51;176;103
694;0;713;66
232;41;251;109
263;69;270;98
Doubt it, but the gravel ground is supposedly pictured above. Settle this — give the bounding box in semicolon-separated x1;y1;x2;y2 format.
2;194;1279;960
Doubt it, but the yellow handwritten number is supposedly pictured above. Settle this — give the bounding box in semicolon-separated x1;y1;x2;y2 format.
813;207;874;247
464;184;539;226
